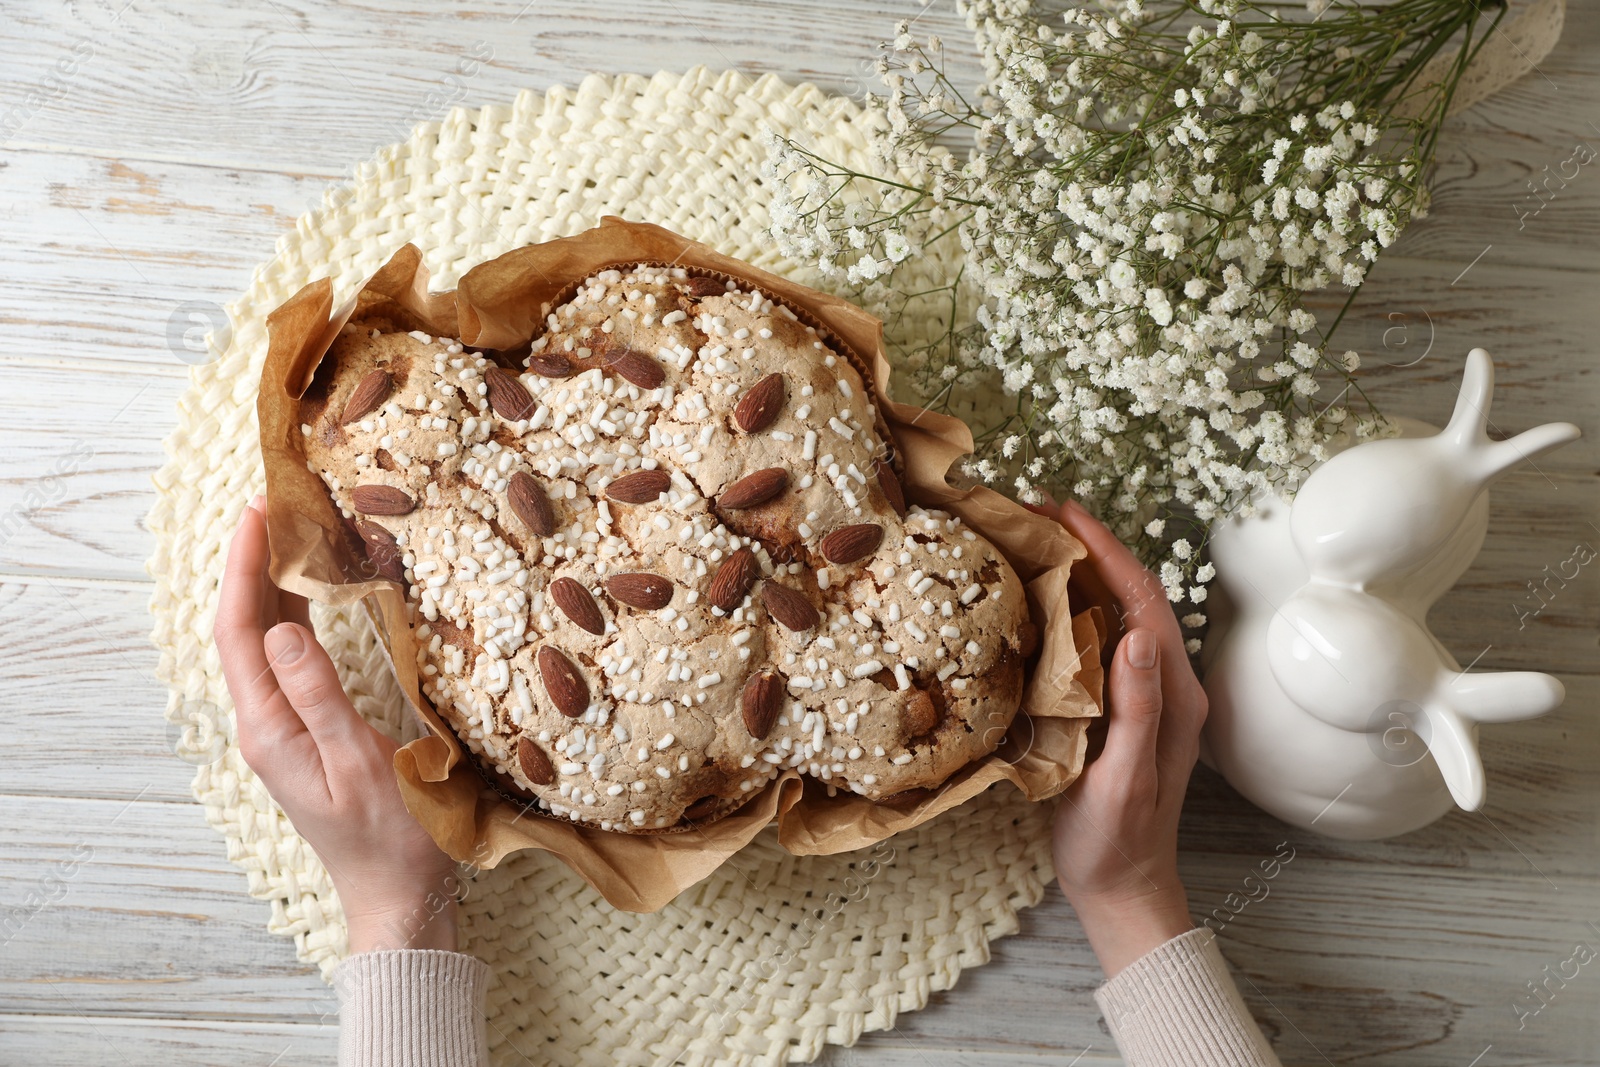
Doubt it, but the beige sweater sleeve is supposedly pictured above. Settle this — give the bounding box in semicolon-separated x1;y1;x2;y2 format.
335;949;491;1067
1093;928;1283;1067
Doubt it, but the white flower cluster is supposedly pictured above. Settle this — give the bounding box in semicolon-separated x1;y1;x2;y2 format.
764;0;1491;635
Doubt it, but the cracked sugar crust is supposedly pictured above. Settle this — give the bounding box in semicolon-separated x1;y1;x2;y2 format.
299;264;1029;832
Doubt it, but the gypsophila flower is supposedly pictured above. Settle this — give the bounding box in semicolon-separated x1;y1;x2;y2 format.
762;0;1499;640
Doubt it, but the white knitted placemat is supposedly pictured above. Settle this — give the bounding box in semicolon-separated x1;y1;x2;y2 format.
149;67;1058;1067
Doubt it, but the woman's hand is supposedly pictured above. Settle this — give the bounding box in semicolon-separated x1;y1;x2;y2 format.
214;496;460;955
1045;499;1209;977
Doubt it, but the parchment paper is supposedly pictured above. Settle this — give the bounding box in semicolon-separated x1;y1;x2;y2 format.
259;218;1103;912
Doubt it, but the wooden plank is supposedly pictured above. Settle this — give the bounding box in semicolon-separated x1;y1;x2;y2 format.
0;578;192;803
69;481;1600;690
1396;35;1600;275
0;5;1596;383
0;149;324;371
0;0;976;173
3;253;1599;592
0;367;184;583
0;795;335;1021
811;1051;1119;1067
0;1015;1129;1067
14;133;1600;373
2;0;1595;183
2;790;1597;1061
0;1016;336;1067
3;3;1600;283
1179;677;1600;880
1303;257;1600;472
877;866;1600;1067
1429;476;1600;677
0;565;1594;806
818;1046;1120;1067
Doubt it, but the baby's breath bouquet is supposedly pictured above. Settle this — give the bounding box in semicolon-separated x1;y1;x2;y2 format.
763;0;1504;644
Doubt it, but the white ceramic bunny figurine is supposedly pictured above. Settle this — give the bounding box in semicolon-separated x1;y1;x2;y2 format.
1200;349;1580;839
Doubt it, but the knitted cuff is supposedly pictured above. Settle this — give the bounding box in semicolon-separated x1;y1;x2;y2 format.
335;949;491;1067
1093;928;1282;1067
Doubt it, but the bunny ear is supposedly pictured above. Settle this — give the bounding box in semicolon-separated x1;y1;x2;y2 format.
1476;422;1582;483
1442;348;1495;448
1442;349;1581;482
1419;671;1567;812
1417;704;1486;811
1444;669;1565;724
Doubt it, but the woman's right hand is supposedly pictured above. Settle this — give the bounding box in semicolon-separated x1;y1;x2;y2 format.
1045;499;1209;978
214;496;461;954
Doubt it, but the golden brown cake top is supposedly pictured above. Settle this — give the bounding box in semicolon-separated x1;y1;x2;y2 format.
301;264;1028;832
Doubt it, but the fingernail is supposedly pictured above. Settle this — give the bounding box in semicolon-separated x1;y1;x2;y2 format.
1126;629;1158;670
250;494;266;513
265;623;306;666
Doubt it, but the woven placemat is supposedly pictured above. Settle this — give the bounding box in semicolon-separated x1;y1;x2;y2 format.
148;67;1058;1067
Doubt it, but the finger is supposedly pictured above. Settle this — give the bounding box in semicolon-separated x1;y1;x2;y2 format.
264;622;371;757
1154;670;1207;788
215;500;311;761
1098;629;1164;781
1058;500;1181;644
251;493;311;629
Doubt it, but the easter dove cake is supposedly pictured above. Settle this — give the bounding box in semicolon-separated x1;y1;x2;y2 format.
298;263;1031;832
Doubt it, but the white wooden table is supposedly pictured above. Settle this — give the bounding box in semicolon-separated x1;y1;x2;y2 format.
1;2;1596;1064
